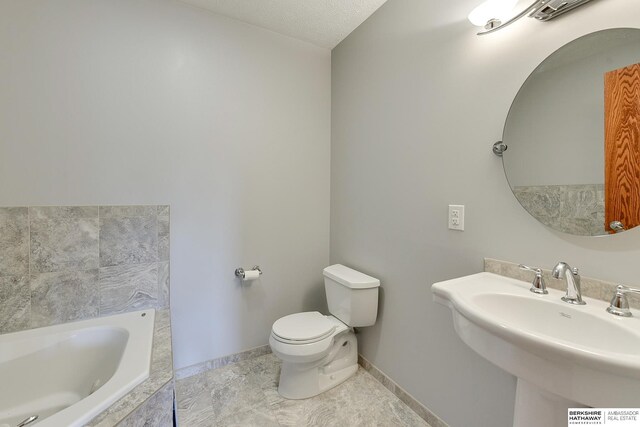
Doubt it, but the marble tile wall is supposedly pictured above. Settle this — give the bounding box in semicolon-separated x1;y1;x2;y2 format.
512;184;606;236
0;205;170;334
116;381;175;427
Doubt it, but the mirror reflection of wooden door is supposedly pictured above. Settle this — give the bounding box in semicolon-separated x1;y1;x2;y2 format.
604;62;640;233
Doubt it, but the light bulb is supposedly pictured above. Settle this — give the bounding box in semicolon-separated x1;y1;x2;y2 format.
468;0;518;27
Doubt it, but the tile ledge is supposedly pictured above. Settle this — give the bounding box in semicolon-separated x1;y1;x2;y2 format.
85;309;174;426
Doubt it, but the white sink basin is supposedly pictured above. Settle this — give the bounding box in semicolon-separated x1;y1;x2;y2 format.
433;272;640;426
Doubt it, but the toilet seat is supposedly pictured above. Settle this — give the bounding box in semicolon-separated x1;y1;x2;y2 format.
272;312;336;344
269;313;349;364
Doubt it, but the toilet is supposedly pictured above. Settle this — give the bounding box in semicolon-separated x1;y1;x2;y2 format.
269;264;380;399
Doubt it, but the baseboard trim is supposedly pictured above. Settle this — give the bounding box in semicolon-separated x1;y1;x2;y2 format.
175;344;271;380
358;354;448;427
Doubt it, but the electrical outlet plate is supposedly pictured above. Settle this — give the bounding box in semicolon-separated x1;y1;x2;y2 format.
448;205;465;231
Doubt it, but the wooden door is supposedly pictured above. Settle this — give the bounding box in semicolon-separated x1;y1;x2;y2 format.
604;62;640;233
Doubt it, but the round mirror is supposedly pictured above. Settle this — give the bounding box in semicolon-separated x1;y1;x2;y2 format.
502;28;640;236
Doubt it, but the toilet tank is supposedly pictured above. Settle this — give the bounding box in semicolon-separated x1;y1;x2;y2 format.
323;264;380;327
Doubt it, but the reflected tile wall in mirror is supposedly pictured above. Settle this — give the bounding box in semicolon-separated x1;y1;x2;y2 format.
513;184;605;236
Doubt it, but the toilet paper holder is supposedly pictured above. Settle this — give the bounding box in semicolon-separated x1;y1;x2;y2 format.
235;265;262;279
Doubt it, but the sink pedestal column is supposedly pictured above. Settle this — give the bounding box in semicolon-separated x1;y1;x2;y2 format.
513;379;588;427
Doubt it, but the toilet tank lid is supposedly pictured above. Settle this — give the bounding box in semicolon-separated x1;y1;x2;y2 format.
323;264;380;289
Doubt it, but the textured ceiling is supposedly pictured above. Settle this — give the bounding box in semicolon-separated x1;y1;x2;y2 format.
177;0;389;49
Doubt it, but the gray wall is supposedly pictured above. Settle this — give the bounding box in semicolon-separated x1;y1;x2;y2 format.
331;1;640;426
0;0;331;369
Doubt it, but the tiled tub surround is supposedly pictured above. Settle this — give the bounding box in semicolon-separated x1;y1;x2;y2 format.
87;309;175;426
0;205;170;333
484;258;640;309
0;206;173;426
512;184;605;236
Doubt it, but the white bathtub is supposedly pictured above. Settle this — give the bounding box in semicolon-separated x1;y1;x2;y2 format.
0;309;155;427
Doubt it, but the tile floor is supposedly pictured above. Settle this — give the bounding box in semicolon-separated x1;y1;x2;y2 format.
176;353;431;426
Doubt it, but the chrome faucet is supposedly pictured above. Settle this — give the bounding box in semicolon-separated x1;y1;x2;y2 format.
518;264;548;294
552;262;585;305
607;285;640;317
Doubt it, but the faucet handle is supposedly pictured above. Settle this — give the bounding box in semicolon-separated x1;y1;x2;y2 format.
519;264;540;273
607;285;640;317
519;264;548;295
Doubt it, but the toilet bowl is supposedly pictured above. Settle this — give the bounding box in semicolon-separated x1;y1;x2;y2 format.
269;265;380;399
269;312;358;399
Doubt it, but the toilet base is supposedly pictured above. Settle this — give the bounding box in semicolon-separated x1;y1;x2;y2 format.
277;332;358;399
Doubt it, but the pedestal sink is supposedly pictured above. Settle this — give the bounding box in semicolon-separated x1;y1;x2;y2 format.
432;272;640;427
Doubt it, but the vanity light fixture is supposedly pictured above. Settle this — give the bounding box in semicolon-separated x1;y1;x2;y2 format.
468;0;595;35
